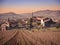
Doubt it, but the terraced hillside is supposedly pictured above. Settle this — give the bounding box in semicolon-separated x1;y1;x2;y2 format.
0;30;60;45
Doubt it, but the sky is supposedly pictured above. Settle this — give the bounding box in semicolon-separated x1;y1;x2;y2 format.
0;0;60;14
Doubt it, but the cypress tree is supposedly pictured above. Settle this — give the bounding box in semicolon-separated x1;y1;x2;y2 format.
29;12;33;30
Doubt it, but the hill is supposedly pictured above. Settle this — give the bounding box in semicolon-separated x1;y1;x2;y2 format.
0;10;60;20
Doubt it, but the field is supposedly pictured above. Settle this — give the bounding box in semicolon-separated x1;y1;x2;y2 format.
0;29;60;45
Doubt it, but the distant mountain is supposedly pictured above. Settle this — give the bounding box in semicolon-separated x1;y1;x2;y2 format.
34;10;60;16
21;10;60;20
0;12;24;19
0;10;60;20
33;10;60;22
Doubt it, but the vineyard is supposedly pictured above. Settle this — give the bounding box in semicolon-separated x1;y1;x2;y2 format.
0;29;60;45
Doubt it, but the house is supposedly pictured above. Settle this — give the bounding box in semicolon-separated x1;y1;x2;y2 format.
0;19;10;31
32;16;56;27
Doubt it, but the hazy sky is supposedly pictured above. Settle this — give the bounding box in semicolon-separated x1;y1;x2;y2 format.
0;0;60;14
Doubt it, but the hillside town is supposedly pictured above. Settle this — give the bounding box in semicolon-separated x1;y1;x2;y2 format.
0;14;60;45
0;14;60;31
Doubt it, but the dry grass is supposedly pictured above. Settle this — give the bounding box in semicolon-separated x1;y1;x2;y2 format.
0;29;60;45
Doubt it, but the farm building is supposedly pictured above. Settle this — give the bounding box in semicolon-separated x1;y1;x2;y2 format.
32;16;57;27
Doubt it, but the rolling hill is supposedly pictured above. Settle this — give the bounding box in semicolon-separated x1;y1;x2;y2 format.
0;10;60;21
